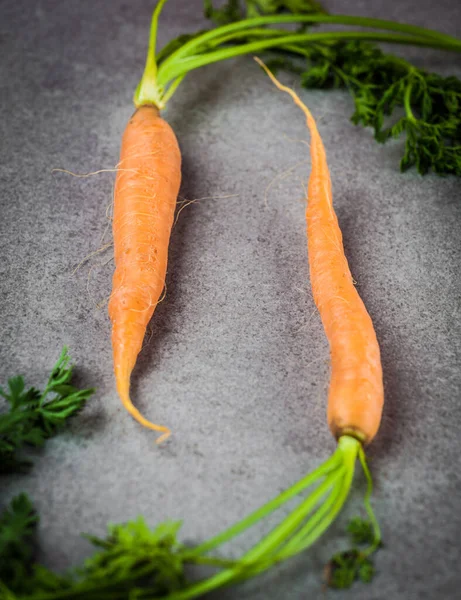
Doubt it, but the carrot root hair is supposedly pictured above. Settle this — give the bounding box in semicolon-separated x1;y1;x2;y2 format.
121;394;171;445
114;359;171;445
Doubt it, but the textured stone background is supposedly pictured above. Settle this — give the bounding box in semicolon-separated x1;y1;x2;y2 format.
1;1;460;598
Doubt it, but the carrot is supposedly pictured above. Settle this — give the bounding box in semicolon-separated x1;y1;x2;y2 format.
105;0;188;442
305;114;384;445
108;105;181;443
255;59;384;445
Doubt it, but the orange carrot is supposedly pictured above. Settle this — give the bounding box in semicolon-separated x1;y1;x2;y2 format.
305;120;384;445
255;58;384;445
196;60;384;588
108;105;181;443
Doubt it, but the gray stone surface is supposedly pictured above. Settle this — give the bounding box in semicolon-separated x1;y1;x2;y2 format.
1;1;461;598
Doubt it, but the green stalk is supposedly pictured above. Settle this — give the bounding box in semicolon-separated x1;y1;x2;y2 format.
161;437;363;600
24;437;371;600
238;468;344;564
404;81;417;123
133;0;169;107
358;446;381;554
186;447;342;557
199;27;291;49
281;450;357;559
160;13;461;70
219;475;347;585
133;1;461;107
160;471;344;600
161;74;186;105
276;476;345;558
228;437;362;577
157;31;461;86
230;481;345;580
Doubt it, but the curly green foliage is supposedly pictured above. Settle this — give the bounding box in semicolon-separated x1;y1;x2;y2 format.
296;40;461;175
78;519;186;596
326;516;380;589
204;0;327;25
0;494;38;593
328;549;375;588
0;496;188;599
202;3;461;176
0;348;94;473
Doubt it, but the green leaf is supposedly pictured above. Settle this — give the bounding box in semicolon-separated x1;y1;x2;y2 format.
204;0;327;25
347;517;375;545
204;0;243;24
0;348;94;473
0;503;192;597
328;550;359;589
78;518;186;594
327;549;376;589
358;558;375;583
0;494;38;592
2;377;25;408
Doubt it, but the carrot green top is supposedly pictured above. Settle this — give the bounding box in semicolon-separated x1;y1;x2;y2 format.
134;0;461;110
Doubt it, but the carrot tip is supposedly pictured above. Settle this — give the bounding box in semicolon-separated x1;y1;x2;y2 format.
155;429;172;445
117;384;172;444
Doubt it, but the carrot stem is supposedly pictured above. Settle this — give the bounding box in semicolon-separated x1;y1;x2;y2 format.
159;13;461;69
161;437;366;600
133;2;461;107
403;81;417;123
160;74;186;105
186;447;343;557
358;445;382;554
238;468;345;563
157;31;461;85
134;0;170;107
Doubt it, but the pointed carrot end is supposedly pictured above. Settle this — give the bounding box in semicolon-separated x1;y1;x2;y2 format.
114;362;171;445
254;56;316;131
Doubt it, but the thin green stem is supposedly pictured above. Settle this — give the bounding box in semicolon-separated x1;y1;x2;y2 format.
161;74;186;105
161;14;461;69
159;569;237;600
158;31;461;86
239;469;344;564
198;27;291;50
186;448;342;557
160;469;344;600
162;438;362;600
287;463;356;557
30;438;367;600
277;477;344;558
25;566;154;600
404;82;417;122
358;447;381;554
287;437;360;557
236;482;347;580
187;555;240;569
133;0;170;107
230;478;347;582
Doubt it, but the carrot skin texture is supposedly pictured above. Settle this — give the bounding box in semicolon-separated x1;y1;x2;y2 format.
108;105;181;441
304;116;384;444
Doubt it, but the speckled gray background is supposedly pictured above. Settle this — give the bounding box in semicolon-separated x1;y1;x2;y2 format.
1;1;461;598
